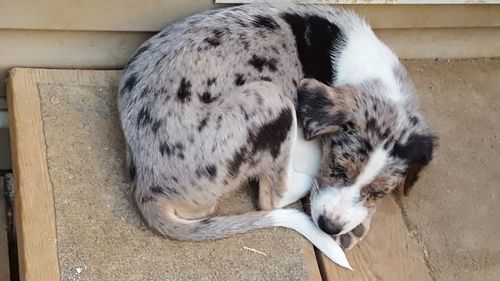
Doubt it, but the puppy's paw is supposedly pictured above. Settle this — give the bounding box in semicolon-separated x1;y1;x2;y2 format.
334;212;373;250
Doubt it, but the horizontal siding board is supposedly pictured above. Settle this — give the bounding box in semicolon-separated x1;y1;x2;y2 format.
1;27;499;96
377;27;500;60
0;0;220;32
0;29;152;96
0;1;499;31
344;4;500;29
217;0;500;3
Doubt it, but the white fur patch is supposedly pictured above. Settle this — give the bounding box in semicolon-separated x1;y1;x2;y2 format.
333;25;402;103
353;145;388;189
291;126;322;176
311;186;369;235
269;209;351;270
311;146;388;234
275;113;322;208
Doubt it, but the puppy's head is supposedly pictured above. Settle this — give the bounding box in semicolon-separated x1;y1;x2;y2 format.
297;78;436;235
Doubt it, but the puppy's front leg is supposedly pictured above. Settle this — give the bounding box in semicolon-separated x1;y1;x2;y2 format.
273;123;322;209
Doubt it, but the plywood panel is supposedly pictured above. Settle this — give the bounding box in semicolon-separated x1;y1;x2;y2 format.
317;196;433;281
0;1;499;31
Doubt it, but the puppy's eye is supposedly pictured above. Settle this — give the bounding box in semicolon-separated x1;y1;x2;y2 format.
369;190;386;199
341;121;356;135
361;185;386;200
329;166;347;179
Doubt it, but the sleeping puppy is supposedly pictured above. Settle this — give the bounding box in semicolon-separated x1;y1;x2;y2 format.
117;2;435;268
297;76;436;249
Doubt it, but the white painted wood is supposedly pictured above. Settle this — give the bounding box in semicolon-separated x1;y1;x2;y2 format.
216;0;500;4
0;0;220;32
1;27;499;97
1;1;499;31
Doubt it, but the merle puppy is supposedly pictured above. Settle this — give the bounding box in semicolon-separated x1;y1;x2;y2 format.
118;2;435;268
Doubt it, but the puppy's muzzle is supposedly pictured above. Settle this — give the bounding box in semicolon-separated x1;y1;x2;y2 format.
318;215;343;235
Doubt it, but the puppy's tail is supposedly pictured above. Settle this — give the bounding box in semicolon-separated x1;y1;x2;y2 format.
139;198;351;269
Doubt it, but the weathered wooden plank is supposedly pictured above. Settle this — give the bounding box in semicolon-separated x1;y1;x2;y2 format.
317;196;433;281
7;68;61;281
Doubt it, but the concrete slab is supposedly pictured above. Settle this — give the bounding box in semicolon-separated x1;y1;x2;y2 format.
401;59;500;281
32;71;318;281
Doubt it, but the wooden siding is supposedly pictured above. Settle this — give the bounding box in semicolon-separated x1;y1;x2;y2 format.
1;1;499;97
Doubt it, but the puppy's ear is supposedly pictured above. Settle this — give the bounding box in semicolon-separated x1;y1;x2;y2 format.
392;133;437;195
297;78;353;140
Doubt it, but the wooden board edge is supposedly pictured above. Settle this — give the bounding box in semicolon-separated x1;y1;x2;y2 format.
315;195;433;281
298;199;323;281
303;231;323;281
7;68;61;281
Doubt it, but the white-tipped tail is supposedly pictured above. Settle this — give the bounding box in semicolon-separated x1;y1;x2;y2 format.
270;209;352;270
141;197;351;270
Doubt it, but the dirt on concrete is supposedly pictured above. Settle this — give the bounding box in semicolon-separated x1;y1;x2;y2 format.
401;59;500;281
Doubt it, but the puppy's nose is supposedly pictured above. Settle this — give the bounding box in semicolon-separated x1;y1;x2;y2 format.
318;215;342;235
